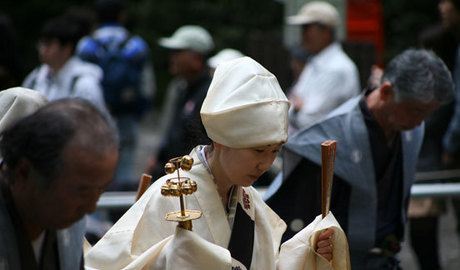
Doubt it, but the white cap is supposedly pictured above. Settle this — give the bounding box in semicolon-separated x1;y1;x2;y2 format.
159;25;214;54
0;87;48;133
207;48;245;69
201;57;290;148
287;1;340;28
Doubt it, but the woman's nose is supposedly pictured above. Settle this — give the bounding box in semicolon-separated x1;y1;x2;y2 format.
257;153;276;172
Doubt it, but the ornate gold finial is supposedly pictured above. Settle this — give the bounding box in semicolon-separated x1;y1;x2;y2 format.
164;162;176;174
161;155;201;230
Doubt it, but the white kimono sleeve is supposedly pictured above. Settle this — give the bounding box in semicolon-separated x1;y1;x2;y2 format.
277;212;351;270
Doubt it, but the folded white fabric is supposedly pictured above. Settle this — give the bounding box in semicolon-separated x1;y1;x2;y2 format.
0;87;47;133
114;226;232;270
278;212;351;270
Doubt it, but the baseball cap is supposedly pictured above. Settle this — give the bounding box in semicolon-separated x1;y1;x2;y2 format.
159;25;214;54
286;1;340;28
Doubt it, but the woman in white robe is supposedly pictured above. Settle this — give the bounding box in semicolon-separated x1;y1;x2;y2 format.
85;57;350;270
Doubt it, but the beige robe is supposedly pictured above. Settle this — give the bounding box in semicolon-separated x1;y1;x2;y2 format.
85;147;350;270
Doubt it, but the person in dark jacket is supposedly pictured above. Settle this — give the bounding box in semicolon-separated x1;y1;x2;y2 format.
147;25;214;180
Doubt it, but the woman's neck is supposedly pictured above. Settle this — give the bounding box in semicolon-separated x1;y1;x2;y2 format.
205;146;234;206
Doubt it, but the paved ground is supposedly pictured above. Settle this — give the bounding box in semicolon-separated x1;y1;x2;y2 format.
131;111;460;270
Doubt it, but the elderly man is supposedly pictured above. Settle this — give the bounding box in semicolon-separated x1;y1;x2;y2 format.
287;1;360;132
77;0;154;189
266;49;454;269
0;99;118;269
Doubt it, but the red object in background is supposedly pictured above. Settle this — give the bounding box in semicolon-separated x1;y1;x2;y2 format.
346;0;384;65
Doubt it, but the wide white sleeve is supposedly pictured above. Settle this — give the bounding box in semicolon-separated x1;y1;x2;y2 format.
277;212;351;270
145;227;233;270
84;183;177;269
87;226;233;270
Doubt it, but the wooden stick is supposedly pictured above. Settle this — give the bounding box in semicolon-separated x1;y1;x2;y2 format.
321;140;337;218
135;173;152;201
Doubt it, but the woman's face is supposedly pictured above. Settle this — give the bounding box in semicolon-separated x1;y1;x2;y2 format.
215;143;282;187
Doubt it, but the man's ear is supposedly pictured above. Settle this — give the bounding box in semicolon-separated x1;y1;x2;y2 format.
379;81;394;101
11;159;32;189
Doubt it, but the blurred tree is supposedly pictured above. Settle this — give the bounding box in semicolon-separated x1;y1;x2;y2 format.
132;0;286;107
382;0;438;62
0;0;94;82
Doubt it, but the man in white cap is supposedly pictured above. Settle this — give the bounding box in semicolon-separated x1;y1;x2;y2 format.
287;1;360;132
146;25;214;180
85;57;351;269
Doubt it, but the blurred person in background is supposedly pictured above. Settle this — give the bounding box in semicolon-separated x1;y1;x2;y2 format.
0;98;118;270
146;25;214;180
406;1;460;269
440;0;460;167
77;0;155;190
22;15;107;114
286;1;360;133
286;45;310;96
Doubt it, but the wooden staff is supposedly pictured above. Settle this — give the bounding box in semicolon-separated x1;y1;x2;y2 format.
135;173;152;201
321;140;337;218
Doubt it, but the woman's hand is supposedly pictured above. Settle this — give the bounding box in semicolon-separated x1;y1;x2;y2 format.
316;228;334;262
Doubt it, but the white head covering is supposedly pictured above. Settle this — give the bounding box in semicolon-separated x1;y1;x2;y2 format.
200;57;290;148
286;1;340;28
159;25;214;54
0;87;48;133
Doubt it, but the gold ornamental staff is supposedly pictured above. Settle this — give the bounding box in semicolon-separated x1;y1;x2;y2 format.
161;155;202;230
